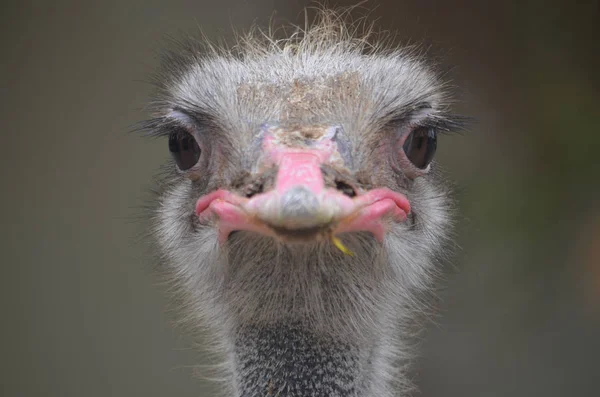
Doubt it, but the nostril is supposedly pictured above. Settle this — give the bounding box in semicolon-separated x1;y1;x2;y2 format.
335;180;356;198
244;182;264;198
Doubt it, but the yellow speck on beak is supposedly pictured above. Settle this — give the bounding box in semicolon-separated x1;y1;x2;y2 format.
332;235;354;256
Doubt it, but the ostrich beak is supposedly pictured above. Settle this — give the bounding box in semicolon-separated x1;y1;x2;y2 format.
195;126;411;243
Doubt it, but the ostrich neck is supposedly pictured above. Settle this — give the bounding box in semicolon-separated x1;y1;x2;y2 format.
234;323;374;397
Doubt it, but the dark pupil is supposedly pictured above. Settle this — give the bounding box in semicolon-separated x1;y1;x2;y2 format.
168;130;201;170
402;127;437;169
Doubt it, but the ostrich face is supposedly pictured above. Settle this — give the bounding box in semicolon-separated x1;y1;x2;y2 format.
150;25;458;337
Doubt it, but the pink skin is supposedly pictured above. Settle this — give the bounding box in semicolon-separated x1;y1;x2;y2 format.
195;131;411;243
196;187;410;242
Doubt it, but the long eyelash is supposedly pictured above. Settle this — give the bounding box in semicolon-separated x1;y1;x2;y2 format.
171;105;216;126
132;118;187;138
130;117;172;138
388;112;473;135
133;106;217;139
423;114;474;134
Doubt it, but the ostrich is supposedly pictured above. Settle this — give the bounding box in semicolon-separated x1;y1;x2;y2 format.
145;11;462;397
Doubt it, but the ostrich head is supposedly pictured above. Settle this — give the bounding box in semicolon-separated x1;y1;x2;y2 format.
146;11;460;397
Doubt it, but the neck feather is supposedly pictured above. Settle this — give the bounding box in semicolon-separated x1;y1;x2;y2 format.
233;323;384;397
219;234;405;396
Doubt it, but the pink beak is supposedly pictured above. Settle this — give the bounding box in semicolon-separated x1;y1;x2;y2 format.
195;126;410;243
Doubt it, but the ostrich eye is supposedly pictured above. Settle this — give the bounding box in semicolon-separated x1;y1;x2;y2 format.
403;126;437;169
168;129;201;170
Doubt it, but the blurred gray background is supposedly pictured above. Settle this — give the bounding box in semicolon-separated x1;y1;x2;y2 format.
2;0;599;396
